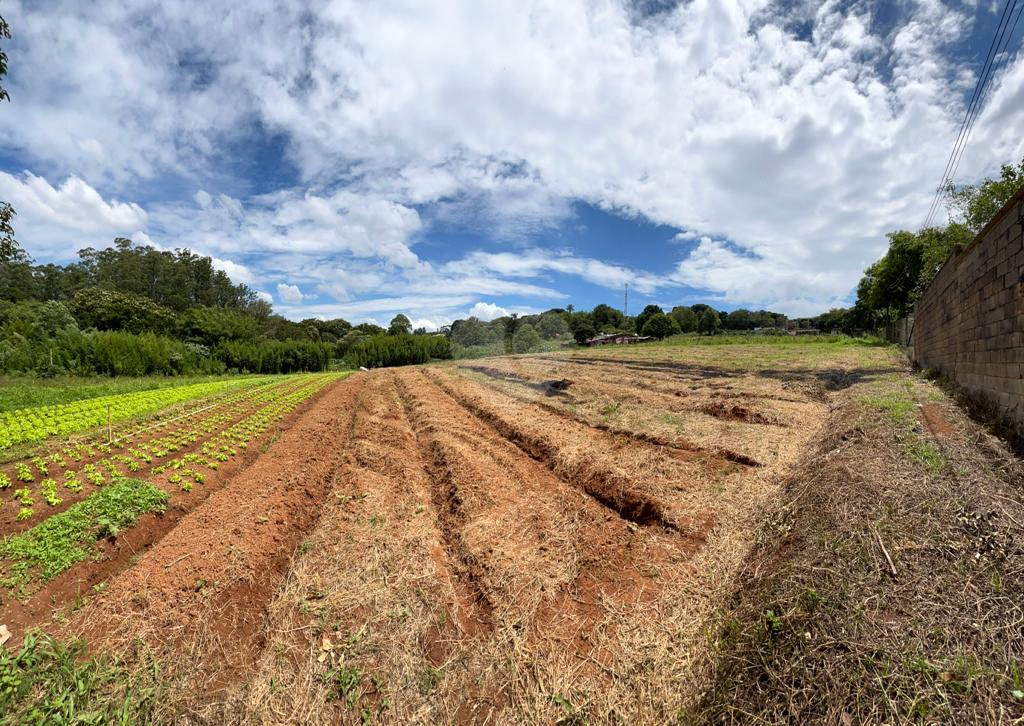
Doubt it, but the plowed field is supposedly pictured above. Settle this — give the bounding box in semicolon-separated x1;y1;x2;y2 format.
17;341;1015;724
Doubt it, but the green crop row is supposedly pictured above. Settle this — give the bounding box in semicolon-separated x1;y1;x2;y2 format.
153;374;339;487
0;376;275;451
0;478;169;592
0;377;309;519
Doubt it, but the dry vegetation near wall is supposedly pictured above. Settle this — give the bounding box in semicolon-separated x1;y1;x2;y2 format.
691;372;1024;724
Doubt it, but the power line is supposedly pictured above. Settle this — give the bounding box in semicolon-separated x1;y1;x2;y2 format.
942;0;1024;214
923;0;1021;228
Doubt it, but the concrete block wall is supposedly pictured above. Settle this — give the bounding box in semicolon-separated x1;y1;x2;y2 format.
913;186;1024;436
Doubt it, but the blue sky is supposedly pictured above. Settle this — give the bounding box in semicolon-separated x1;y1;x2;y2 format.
1;0;1022;328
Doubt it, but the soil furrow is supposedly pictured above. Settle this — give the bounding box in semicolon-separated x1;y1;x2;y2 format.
393;374;497;635
421;368;685;533
461;356;792;427
458;366;763;467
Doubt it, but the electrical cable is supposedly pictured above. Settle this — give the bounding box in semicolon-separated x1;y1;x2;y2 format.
923;0;1019;228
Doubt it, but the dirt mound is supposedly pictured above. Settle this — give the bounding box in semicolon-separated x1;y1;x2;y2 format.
59;375;365;697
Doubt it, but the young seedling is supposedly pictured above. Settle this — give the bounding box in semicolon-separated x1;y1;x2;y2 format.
31;457;49;476
40;479;62;507
63;471;82;493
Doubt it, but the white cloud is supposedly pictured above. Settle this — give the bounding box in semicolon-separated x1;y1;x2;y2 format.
255;290;273;304
468;302;510;321
0;171;147;259
0;172;146;233
2;0;1023;316
444;250;662;294
210;256;255;285
276;283;304;304
671;237;850;316
409;317;445;332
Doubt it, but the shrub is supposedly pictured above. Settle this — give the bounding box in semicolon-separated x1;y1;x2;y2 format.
346;334;451;369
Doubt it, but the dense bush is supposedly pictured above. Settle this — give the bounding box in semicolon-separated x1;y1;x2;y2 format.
0;327;205;377
512;323;541;353
346;334;451;368
213;339;331;374
71;287;179;335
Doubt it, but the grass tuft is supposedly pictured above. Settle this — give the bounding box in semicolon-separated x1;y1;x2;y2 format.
0;630;159;725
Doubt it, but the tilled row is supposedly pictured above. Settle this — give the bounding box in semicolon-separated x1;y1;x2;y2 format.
1;374;345;641
55;373;364;701
454;354;814;470
227;368;703;724
424;367;725;538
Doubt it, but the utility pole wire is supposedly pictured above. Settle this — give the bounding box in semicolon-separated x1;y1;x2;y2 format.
923;0;1021;228
943;0;1024;216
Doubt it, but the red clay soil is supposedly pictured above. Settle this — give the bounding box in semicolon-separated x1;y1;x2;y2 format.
458;369;764;468
389;369;685;717
1;379;338;642
422;368;721;537
55;374;366;691
920;402;956;438
700;401;780;425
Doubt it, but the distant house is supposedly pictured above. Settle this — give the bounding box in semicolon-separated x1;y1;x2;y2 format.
585;333;654;346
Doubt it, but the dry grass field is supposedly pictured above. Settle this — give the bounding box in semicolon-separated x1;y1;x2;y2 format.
2;337;1023;725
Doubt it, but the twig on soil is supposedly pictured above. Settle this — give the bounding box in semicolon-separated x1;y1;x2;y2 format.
873;527;897;577
164;552;192;569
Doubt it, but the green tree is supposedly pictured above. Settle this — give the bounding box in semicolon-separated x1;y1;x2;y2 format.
537;312;569;339
0;202;24;265
388;313;412;336
946;158;1024;233
856;225;972;322
511;323;541;353
449;317;494;347
670;306;698;333
641;312;680;340
568;312;596;344
179;306;258;346
697;308;721;335
71;287;178;335
591;303;625;331
0;15;27;300
0;13;10;103
634;304;663;336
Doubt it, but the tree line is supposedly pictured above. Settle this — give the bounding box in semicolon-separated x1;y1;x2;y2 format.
444;302;795;357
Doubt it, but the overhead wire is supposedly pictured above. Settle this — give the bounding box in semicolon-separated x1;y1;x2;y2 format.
943;0;1024;212
922;0;1021;229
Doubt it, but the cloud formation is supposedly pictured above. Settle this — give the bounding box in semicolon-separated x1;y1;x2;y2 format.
275;283;304;305
1;0;1022;320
